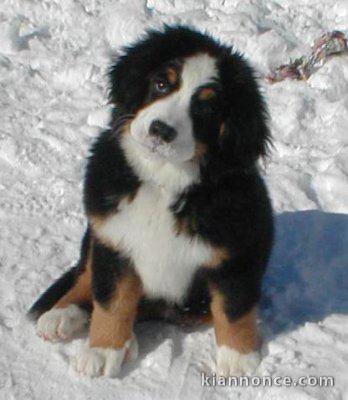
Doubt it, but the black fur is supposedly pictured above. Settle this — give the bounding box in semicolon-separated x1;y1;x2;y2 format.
172;168;273;319
84;128;140;216
91;239;132;305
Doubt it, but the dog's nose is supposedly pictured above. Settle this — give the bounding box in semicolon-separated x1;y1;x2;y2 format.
149;120;177;143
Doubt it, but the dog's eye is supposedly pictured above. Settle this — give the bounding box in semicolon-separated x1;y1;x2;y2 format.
154;79;170;94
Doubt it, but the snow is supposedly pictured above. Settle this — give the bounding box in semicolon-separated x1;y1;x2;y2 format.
0;0;347;399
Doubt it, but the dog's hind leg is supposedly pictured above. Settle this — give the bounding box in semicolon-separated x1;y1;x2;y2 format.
29;228;93;342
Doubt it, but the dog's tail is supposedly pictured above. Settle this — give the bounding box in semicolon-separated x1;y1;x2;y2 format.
27;227;91;321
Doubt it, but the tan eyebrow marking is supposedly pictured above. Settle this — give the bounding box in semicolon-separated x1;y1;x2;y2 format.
198;87;216;101
219;122;225;137
167;67;178;85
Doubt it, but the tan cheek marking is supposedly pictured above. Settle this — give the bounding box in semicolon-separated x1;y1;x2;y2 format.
54;244;93;309
117;107;149;136
192;141;207;161
127;186;139;204
116;119;132;136
89;272;143;349
174;215;198;236
199;87;216;101
203;246;229;269
210;287;259;354
174;217;188;236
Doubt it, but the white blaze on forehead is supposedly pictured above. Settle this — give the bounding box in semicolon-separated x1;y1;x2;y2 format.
180;53;218;98
125;53;218;190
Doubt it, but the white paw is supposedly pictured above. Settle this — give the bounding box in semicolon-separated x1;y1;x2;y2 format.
72;335;137;378
125;333;138;362
36;305;88;342
215;346;261;376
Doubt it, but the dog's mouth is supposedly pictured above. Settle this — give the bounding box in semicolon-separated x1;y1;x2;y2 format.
145;137;174;155
131;133;177;160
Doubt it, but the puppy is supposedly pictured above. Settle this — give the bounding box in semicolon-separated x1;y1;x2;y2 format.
29;25;274;378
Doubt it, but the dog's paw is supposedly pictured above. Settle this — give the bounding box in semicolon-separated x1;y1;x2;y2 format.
124;334;139;362
36;305;88;342
215;346;261;376
72;335;137;378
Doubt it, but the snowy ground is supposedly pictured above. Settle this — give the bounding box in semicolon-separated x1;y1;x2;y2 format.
0;0;348;399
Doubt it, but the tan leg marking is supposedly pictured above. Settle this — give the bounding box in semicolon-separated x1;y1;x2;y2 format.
89;272;143;349
210;287;258;354
54;248;92;309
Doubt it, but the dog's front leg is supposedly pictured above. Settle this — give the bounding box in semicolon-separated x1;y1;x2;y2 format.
73;240;143;378
209;267;262;377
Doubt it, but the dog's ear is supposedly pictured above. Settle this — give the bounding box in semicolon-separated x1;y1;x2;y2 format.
108;51;149;113
218;51;271;167
107;27;171;113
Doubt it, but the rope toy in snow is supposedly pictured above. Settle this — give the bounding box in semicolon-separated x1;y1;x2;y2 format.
266;30;348;83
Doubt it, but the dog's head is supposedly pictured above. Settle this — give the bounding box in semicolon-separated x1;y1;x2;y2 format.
109;26;270;181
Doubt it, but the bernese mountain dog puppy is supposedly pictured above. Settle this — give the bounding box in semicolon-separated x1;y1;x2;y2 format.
29;25;274;378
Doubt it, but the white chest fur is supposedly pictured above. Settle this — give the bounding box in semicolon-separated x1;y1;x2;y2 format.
93;184;212;303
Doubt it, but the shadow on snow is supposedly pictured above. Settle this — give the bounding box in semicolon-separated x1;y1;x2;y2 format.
260;209;348;336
